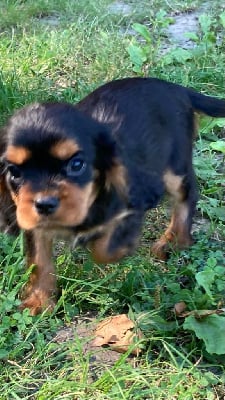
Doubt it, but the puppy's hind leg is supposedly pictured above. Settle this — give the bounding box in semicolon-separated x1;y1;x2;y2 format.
20;230;57;315
151;169;198;260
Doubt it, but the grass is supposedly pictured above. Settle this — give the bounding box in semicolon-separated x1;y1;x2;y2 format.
0;0;225;398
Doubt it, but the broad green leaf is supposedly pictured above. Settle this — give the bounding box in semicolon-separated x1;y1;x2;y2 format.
185;32;199;42
215;278;225;292
220;12;225;28
200;117;225;133
212;207;225;221
196;269;216;298
205;32;216;44
139;314;176;332
127;43;147;71
184;315;225;355
199;14;213;34
214;266;225;276
132;23;151;43
210;140;225;154
206;257;217;268
163;48;192;65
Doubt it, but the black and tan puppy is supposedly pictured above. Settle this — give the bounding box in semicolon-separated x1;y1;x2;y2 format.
1;77;225;314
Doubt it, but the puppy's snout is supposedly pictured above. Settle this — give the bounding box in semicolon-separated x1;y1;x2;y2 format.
34;196;59;216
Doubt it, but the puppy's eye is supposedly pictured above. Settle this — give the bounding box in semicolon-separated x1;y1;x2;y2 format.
66;155;86;176
7;165;22;181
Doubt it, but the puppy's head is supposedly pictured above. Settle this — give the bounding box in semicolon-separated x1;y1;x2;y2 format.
1;102;126;231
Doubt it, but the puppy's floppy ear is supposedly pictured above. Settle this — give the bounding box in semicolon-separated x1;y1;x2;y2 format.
94;128;127;198
0;127;8;190
94;129;117;170
0;128;19;235
129;168;164;211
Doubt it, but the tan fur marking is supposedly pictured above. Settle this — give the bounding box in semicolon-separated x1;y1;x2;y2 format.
106;160;128;199
6;145;31;165
90;210;135;263
163;202;191;245
21;230;56;315
14;184;40;229
152;171;192;260
53;181;97;226
50;139;80;160
91;233;129;263
13;181;97;230
163;170;184;201
10;191;18;205
152;202;192;260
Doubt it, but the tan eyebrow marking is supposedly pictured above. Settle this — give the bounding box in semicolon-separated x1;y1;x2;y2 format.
6;145;32;165
50;139;80;160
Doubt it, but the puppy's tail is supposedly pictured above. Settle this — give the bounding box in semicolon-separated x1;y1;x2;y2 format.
188;89;225;117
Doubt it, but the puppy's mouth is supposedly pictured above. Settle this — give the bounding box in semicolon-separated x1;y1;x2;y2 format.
13;181;97;231
30;210;81;231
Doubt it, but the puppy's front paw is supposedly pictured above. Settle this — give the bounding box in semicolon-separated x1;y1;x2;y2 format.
20;290;56;316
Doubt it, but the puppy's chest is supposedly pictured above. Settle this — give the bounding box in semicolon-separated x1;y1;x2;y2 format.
54;189;130;247
51;208;131;250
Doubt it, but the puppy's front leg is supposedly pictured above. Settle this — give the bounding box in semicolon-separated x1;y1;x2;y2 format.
90;211;143;264
21;230;57;315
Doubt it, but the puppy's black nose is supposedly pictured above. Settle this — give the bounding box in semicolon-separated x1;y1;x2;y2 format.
34;196;59;216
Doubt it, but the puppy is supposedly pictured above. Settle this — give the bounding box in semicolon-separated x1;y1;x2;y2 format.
1;77;225;315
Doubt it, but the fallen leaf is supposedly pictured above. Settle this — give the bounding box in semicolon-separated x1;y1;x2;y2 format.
177;308;225;319
92;314;143;355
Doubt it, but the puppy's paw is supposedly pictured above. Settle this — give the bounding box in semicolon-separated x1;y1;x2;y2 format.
20;290;56;316
151;234;193;261
151;238;169;261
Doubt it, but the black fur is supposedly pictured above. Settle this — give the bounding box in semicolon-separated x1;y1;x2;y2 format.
0;77;225;314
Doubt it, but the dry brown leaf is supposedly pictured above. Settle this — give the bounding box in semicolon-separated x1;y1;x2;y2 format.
176;308;225;319
174;301;187;316
174;302;225;319
92;314;143;355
